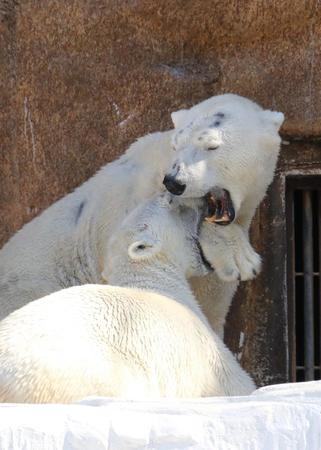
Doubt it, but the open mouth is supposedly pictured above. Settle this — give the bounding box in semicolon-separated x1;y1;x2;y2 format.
204;188;235;226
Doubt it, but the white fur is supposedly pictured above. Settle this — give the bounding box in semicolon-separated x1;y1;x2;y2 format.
0;94;284;337
0;196;255;403
168;94;283;336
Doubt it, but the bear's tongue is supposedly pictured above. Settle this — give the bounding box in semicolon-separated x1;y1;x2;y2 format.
204;189;235;226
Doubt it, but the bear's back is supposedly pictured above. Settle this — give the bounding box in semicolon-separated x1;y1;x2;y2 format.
0;284;217;402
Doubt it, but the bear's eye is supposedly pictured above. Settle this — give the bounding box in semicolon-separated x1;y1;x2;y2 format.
207;145;219;151
137;244;146;250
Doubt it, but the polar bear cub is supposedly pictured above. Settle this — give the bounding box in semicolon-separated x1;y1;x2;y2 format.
0;195;255;403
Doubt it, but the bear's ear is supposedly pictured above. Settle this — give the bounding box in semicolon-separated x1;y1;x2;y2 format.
171;108;190;129
260;110;284;132
128;238;161;261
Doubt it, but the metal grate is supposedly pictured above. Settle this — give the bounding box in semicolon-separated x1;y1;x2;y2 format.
286;178;321;382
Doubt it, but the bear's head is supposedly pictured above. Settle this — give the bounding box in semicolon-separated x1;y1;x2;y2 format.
163;94;284;224
103;194;212;284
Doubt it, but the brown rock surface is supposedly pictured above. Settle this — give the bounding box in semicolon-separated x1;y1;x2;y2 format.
1;0;321;385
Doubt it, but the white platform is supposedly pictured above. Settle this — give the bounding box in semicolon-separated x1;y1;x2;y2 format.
0;381;320;450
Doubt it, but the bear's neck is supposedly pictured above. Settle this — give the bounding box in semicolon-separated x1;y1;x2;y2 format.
55;130;174;279
94;131;174;244
109;261;205;321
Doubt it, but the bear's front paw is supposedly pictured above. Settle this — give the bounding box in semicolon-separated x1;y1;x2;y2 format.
231;238;262;281
199;223;261;282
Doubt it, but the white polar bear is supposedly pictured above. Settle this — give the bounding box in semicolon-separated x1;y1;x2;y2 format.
0;94;284;338
0;195;255;403
164;97;284;334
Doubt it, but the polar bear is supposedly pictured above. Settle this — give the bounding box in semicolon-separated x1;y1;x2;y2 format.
0;195;255;403
163;95;284;335
0;94;284;338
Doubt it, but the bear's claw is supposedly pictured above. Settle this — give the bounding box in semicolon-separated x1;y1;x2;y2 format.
199;221;262;282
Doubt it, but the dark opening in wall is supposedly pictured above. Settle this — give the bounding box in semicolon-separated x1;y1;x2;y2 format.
286;177;321;382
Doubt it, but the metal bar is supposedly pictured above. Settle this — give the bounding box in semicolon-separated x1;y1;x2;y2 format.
295;272;319;276
286;184;296;381
297;366;320;369
317;190;321;371
302;190;314;380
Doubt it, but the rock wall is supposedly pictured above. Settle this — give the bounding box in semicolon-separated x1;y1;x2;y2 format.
1;0;321;385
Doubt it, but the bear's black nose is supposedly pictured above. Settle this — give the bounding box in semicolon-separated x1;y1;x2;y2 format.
163;175;186;195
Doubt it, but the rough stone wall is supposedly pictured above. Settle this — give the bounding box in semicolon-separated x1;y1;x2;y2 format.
1;0;321;385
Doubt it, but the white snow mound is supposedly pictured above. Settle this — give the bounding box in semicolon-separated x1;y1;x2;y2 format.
0;380;320;450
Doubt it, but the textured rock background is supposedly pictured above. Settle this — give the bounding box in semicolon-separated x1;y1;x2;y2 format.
1;0;321;385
